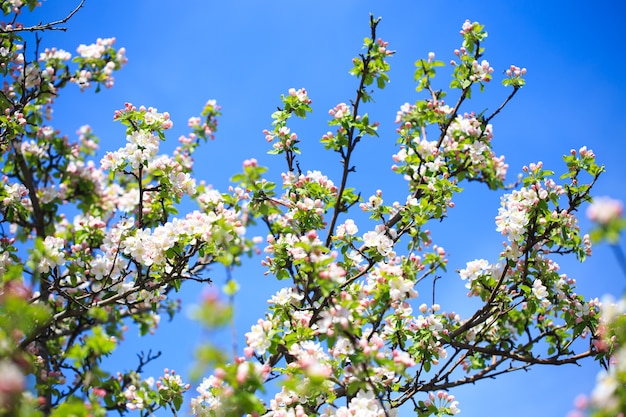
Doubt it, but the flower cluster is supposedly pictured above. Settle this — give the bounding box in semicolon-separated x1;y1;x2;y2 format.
264;87;312;159
72;37;127;89
418;391;460;416
190;375;224;416
362;224;396;257
101;130;161;171
503;65;527;88
321;391;393;417
245;318;274;356
459;258;496;289
123;369;189;412
393;108;507;198
495;168;576;258
568;296;626;417
587;197;622;226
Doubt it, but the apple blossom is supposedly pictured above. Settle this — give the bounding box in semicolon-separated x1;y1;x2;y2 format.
587;196;623;226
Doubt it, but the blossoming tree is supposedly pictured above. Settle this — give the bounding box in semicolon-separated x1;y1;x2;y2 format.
0;2;621;417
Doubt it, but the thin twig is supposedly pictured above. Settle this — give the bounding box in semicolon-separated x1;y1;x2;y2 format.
1;0;86;33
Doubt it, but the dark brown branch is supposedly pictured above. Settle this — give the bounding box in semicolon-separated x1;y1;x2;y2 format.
484;86;520;124
0;1;86;33
325;15;380;248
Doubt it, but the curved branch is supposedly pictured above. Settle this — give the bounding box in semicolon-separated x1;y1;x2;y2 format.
325;15;381;248
1;1;86;33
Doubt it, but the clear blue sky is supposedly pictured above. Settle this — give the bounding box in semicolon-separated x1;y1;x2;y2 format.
24;1;626;415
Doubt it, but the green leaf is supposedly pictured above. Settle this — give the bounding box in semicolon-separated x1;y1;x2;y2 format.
50;399;91;417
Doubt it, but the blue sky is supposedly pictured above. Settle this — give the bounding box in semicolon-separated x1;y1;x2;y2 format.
24;1;626;415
